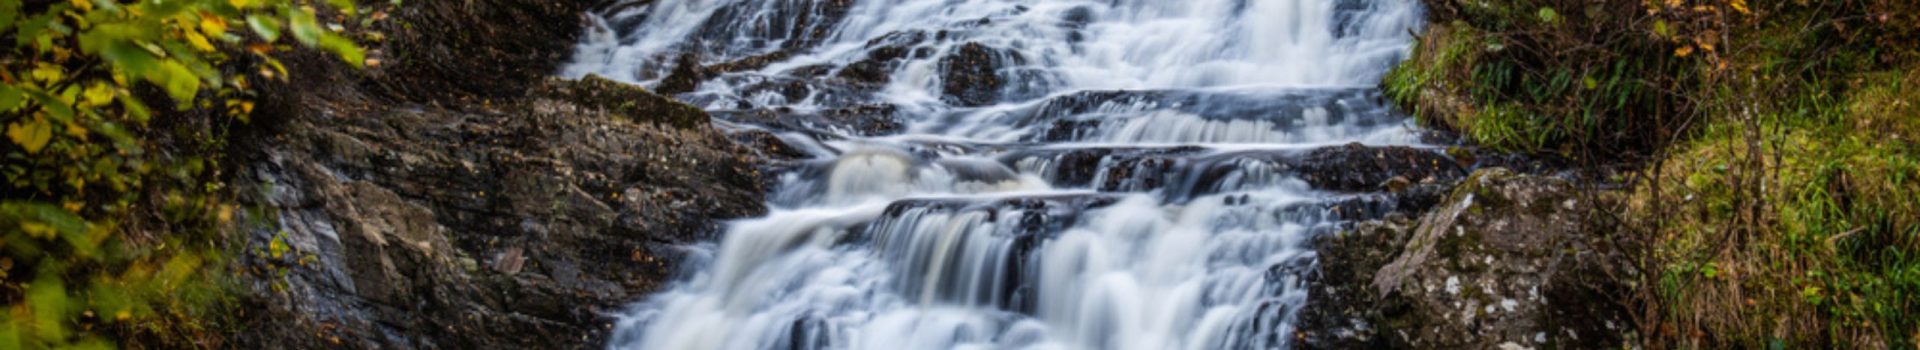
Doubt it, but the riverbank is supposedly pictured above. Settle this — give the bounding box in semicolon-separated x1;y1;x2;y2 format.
1356;0;1919;347
219;0;788;348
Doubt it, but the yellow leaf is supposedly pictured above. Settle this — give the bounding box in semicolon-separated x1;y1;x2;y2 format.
83;83;114;105
63;122;87;139
186;32;216;52
200;12;229;36
7;116;53;153
31;64;63;83
230;0;260;9
67;0;92;11
21;222;55;238
1731;0;1750;14
1674;46;1695;57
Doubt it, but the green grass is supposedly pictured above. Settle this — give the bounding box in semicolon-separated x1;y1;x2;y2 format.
1388;0;1920;347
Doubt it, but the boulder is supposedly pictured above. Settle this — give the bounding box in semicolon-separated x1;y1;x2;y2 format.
1297;168;1631;349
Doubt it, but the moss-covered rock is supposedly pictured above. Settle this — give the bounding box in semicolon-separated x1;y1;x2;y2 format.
535;74;711;129
1301;168;1631;349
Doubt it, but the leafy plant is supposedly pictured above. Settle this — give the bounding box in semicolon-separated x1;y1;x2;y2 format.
2;0;369;347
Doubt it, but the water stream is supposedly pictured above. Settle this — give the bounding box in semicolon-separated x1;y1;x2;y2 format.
564;1;1425;348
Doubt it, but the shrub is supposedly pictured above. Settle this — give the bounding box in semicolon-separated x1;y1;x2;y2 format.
2;0;366;347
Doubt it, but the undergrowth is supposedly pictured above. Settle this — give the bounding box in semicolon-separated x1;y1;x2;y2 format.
1388;0;1920;347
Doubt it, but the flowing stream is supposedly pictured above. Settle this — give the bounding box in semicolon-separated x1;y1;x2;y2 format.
564;0;1425;348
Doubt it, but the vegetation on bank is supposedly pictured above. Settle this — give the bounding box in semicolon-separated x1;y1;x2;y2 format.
1386;0;1918;347
2;0;368;347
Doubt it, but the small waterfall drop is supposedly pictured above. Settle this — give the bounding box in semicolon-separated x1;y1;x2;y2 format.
566;0;1428;349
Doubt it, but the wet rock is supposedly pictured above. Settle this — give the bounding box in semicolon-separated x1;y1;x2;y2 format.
1004;144;1462;197
234;13;768;346
1295;143;1466;192
658;50;803;95
713;104;902;136
686;0;855;57
837;31;932;85
656;52;708;95
941;42;1017;106
1297;168;1630;349
732;129;812;160
1294;218;1414;348
1012;89;1399;142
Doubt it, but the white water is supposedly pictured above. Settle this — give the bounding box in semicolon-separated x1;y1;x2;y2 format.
565;0;1425;349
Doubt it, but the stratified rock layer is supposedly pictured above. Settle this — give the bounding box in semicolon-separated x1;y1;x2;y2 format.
227;0;771;348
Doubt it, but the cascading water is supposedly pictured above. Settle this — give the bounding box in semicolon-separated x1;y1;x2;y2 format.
565;0;1427;349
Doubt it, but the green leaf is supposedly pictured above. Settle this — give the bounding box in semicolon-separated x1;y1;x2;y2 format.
102;42;160;75
14;13;51;47
318;34;365;67
119;95;152;124
1537;7;1559;24
247;15;282;42
0;86;22;112
24;90;75;122
289;8;322;45
27;276;70;340
0;1;18;30
146;61;202;103
1653;20;1672;38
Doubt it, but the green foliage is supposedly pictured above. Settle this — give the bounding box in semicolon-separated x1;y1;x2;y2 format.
1627;2;1920;347
1391;0;1920;347
1383;0;1691;157
2;0;367;348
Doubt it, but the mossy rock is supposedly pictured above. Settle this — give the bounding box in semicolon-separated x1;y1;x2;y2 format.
1362;168;1629;349
536;74;711;129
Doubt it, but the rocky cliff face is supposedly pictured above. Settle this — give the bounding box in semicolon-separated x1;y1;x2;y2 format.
223;0;774;348
1298;168;1632;349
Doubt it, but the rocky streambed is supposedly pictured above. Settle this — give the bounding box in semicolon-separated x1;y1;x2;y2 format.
226;0;1635;349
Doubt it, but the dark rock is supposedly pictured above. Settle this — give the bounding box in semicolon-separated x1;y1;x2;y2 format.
731;129;812;160
232;1;768;344
1295;143;1466;192
1003;144;1463;198
535;74;710;129
837;31;931;85
658;50;803;95
713;104;903;137
940;42;1014;106
684;0;855;57
656;52;708;95
237;85;766;348
368;0;602;101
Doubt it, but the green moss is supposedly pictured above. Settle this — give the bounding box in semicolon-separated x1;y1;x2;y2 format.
1644;66;1920;348
1396;0;1920;346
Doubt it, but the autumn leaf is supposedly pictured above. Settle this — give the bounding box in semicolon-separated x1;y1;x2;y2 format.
8;116;54;153
186;31;217;52
199;11;229;36
1730;0;1750;14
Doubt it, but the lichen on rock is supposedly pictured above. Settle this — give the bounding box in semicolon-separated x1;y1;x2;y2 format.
1300;168;1631;349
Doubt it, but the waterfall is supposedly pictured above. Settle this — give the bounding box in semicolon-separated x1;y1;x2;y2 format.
566;0;1426;349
